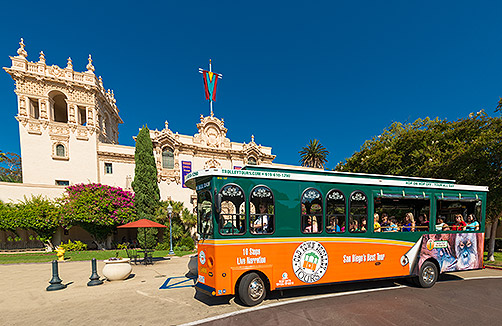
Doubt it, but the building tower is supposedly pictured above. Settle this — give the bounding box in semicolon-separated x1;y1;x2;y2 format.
3;39;123;185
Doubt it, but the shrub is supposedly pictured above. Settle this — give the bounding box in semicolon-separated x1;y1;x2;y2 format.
117;243;128;250
59;240;88;251
178;236;195;250
155;241;171;251
61;183;137;244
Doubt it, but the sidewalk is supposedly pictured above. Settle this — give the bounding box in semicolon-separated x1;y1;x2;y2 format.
0;257;501;325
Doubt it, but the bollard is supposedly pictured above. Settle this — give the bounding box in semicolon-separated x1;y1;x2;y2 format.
46;260;66;291
87;258;103;286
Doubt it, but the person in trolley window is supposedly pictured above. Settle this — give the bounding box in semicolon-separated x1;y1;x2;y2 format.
452;214;467;231
252;202;269;233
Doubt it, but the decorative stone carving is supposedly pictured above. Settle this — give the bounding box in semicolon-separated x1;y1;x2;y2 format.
39;51;45;64
204;158;222;169
68;104;76;123
18;96;27;116
86;54;95;73
193;114;231;148
49;124;70;137
28;121;42;135
17;38;27;59
50;65;63;77
66;57;73;70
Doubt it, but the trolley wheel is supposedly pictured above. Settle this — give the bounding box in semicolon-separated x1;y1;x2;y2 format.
417;261;438;288
238;272;266;306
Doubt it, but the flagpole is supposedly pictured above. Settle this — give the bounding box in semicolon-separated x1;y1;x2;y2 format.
199;59;222;117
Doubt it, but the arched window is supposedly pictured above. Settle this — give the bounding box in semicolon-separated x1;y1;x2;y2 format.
162;147;174;169
248;157;257;165
249;185;275;234
56;144;65;157
49;91;68;123
219;184;246;235
349;191;367;233
301;188;323;234
326;189;346;233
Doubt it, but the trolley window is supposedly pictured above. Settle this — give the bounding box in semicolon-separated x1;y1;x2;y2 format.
301;188;323;234
436;197;482;232
349;191;367;233
218;184;246;235
326;189;346;233
250;185;275;234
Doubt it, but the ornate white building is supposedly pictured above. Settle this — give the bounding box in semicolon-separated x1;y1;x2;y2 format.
1;39;276;211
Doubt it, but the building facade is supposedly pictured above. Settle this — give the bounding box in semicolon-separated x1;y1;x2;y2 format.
1;39;276;212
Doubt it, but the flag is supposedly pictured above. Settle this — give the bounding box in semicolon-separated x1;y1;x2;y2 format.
202;70;219;102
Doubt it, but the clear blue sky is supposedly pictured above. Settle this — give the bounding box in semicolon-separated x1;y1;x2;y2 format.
1;1;501;169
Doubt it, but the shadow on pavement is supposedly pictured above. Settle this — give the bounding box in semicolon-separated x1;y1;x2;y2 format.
194;278;404;307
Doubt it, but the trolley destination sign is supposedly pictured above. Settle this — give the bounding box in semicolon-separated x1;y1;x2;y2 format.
185;167;488;192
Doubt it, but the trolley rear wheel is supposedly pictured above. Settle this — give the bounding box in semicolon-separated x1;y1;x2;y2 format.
238;272;266;306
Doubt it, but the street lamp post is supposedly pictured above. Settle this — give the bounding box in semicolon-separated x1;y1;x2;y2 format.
167;203;174;255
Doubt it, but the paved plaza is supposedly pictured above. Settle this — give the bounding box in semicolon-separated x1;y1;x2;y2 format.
1;256;501;325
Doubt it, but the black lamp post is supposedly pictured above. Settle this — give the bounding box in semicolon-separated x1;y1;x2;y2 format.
168;203;174;255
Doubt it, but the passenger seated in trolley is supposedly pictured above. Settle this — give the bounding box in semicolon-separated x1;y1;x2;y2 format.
380;213;390;232
327;217;341;233
417;214;429;231
304;216;318;233
221;217;238;234
374;213;381;232
252;202;269;233
466;214;480;231
388;217;398;232
401;212;415;232
436;216;450;231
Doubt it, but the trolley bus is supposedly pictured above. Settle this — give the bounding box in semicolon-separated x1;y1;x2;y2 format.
185;165;487;306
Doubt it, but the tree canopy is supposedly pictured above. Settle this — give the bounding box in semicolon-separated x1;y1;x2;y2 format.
335;111;502;222
299;139;329;169
0;151;22;183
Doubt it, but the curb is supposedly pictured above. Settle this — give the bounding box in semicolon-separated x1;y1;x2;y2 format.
484;265;502;270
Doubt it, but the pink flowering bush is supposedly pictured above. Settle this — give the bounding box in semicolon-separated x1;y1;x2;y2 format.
61;183;137;242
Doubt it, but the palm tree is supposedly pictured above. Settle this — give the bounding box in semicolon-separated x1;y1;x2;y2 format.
299;139;329;169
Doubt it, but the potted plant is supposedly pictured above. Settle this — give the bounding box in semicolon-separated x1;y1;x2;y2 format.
102;252;132;281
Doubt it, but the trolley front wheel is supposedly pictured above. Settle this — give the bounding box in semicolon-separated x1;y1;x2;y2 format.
238;272;266;306
417;261;438;288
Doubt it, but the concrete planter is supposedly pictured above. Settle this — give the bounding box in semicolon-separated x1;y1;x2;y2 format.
102;258;132;281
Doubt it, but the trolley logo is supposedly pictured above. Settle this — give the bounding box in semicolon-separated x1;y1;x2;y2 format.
199;251;206;265
292;241;328;283
426;239;448;250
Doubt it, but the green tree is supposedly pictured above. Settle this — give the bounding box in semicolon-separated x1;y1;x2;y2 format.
0;151;22;183
299;139;329;169
336;111;502;260
132;126;160;248
155;200;196;247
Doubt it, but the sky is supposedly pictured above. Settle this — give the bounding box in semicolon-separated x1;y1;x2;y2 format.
0;1;501;169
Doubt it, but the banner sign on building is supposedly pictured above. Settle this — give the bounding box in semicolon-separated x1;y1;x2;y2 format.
182;161;192;188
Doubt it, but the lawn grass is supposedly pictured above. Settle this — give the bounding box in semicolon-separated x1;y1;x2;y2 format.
483;251;502;267
0;249;195;264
